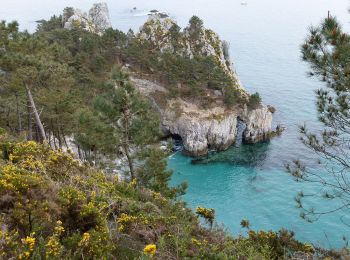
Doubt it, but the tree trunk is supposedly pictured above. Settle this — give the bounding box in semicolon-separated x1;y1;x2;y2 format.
77;145;82;160
57;126;62;148
123;145;135;180
122;108;135;180
27;100;33;140
61;127;69;148
15;93;22;133
25;84;46;142
53;130;58;149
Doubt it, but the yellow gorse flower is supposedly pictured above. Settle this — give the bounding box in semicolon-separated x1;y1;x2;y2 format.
46;236;61;257
117;213;136;232
54;220;65;235
143;244;156;256
79;232;91;247
128;178;137;188
191;238;202;246
21;235;36;251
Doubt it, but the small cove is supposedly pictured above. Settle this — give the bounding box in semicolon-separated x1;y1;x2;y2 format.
3;0;350;248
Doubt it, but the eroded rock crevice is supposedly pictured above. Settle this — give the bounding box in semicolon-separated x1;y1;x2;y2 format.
131;77;274;157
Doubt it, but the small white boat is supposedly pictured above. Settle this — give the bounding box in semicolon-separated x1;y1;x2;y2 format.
241;1;248;5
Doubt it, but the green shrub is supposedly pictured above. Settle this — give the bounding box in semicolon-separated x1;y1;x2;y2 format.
0;140;340;259
248;92;262;109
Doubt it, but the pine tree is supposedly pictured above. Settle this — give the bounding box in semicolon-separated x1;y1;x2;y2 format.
137;148;187;199
287;14;350;222
95;68;160;180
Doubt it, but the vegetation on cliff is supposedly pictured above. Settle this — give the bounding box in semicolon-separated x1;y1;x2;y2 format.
0;6;345;259
0;135;323;259
125;14;250;108
0;9;260;167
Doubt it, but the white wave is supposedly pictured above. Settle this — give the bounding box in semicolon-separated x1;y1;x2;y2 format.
132;12;149;17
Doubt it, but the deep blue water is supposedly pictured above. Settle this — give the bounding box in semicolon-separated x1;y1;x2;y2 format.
2;0;350;249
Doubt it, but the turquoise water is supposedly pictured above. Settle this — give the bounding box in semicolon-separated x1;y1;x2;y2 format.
2;0;350;249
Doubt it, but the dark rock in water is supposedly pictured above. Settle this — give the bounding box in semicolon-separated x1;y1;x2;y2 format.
133;7;137;10
148;11;169;18
191;142;269;167
268;105;276;113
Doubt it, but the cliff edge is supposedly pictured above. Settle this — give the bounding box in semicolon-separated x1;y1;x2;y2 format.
129;14;274;156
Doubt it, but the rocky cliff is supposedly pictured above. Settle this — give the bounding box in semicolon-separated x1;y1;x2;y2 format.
131;77;273;156
131;14;275;156
62;2;111;35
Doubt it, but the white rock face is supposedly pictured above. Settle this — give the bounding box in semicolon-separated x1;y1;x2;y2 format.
162;100;238;156
131;15;274;156
242;105;273;143
63;9;90;30
63;2;111;34
131;78;273;156
89;2;112;33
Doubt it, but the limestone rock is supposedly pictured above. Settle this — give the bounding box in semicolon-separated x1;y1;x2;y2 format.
63;2;111;34
131;78;274;156
130;15;275;156
63;9;91;31
162;100;238;156
89;2;112;33
214;90;223;96
241;105;273;143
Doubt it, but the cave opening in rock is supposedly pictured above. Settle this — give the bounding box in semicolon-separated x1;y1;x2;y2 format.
235;117;246;147
168;134;183;152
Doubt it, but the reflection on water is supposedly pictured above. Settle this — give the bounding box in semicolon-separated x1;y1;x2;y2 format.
192;142;270;168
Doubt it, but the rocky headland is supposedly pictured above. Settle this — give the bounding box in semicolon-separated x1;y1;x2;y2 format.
61;4;277;157
131;14;275;156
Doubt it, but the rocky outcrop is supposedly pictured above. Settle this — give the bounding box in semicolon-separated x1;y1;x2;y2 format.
131;78;274;157
62;2;111;35
137;14;243;88
130;14;275;156
89;3;112;33
162;100;238;156
241;105;273;144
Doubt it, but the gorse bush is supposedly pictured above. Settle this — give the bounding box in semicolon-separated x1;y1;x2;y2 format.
0;137;332;259
0;7;346;260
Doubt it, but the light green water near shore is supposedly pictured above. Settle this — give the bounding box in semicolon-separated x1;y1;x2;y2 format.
2;0;350;248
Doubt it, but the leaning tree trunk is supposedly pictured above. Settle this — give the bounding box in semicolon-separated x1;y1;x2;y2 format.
27;100;33;140
25;84;46;142
123;144;135;180
122;107;135;180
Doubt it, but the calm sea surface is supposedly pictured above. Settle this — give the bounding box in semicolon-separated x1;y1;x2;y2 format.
2;0;350;248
